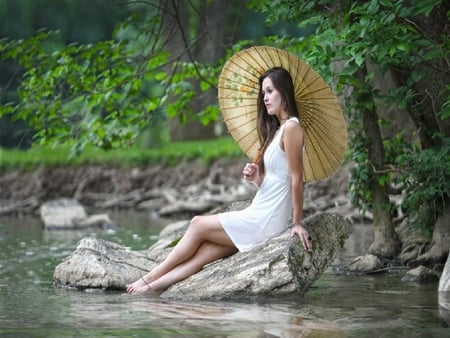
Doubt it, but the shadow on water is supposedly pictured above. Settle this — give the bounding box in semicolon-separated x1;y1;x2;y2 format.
0;212;448;337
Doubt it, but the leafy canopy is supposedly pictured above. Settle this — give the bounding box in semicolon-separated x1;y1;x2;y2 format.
248;0;449;229
1;0;449;230
0;7;223;156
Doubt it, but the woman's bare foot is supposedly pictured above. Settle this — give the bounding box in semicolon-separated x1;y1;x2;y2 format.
126;276;150;294
129;283;152;295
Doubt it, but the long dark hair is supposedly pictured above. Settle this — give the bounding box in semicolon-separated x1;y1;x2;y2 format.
255;67;299;172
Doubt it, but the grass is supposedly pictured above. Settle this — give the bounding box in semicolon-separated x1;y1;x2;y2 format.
0;137;245;170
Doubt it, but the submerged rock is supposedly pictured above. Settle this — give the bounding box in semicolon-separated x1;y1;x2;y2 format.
345;254;384;274
401;265;439;283
53;212;351;300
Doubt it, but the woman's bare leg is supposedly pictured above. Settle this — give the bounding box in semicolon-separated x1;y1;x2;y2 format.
130;241;237;294
126;214;235;293
154;215;234;275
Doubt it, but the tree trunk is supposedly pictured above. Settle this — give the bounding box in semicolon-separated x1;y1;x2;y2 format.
357;67;400;259
161;0;230;141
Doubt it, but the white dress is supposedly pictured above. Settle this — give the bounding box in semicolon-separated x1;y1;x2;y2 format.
218;117;299;252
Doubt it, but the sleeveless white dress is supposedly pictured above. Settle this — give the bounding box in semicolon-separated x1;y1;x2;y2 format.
218;117;299;252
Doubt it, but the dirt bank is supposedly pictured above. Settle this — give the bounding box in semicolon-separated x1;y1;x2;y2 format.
0;157;351;217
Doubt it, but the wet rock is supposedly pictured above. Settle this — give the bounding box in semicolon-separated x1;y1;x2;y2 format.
40;198;115;230
53;237;152;289
345;254;383;273
401;265;439;283
53;212;351;300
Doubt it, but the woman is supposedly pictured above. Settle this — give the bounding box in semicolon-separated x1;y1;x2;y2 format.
126;67;312;295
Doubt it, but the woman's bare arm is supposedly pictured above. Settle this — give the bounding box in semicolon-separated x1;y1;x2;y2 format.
283;121;312;251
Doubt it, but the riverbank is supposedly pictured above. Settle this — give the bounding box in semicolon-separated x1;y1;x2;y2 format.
0;157;355;219
0;138;245;216
0;157;244;216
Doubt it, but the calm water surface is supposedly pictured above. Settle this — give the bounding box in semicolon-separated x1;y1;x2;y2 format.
0;212;448;337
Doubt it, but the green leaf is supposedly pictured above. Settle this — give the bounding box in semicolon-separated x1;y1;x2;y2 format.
410;0;442;16
440;97;450;120
354;53;365;67
368;0;379;15
200;80;211;92
397;42;409;52
377;172;392;186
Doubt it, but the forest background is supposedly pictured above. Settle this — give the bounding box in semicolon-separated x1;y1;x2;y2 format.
0;0;449;268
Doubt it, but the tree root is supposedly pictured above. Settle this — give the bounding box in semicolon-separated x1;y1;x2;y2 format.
411;243;449;269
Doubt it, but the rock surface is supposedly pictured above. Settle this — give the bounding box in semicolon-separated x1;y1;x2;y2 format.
401;265;439;283
345;254;384;273
53;212;351;300
40;198;116;230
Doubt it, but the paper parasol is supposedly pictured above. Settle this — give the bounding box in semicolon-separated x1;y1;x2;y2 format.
218;46;347;182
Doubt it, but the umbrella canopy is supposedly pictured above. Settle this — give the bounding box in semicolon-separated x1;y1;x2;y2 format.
218;46;347;182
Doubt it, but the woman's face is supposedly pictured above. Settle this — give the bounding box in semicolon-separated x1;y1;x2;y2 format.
261;77;284;118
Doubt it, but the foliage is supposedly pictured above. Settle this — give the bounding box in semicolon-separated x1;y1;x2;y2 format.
348;132;372;213
0;16;169;155
0;2;223;154
249;0;449;231
0;0;134;147
0;137;242;170
395;138;450;230
164;60;222;125
0;2;296;153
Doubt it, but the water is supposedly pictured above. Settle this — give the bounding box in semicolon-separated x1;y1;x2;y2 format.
0;212;448;337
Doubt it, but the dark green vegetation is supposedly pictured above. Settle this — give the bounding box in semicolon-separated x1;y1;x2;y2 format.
0;137;242;170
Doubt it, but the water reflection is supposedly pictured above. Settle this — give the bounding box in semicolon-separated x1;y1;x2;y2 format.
37;289;348;337
439;292;450;326
0;212;448;337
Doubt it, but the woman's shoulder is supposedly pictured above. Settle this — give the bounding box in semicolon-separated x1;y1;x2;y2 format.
287;116;299;123
283;117;304;139
284;117;301;130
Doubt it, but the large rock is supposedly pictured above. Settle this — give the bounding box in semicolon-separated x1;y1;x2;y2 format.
40;198;115;230
345;254;384;273
54;213;351;300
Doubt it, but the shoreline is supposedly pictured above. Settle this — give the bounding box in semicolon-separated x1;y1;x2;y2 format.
0;158;353;219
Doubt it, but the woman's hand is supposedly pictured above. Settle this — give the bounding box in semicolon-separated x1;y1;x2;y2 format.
290;223;312;252
242;163;261;186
